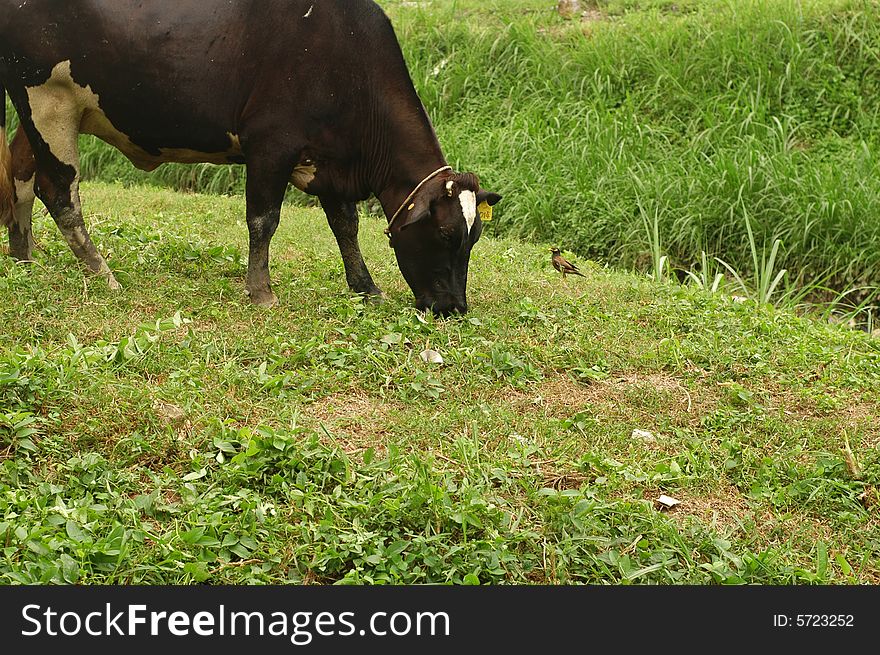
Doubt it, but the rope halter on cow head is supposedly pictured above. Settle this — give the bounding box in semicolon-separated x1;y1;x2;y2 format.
384;165;453;241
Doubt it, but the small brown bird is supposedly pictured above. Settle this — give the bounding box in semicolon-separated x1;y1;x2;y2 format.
550;247;586;279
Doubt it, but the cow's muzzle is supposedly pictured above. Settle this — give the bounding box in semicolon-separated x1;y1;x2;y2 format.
417;296;468;317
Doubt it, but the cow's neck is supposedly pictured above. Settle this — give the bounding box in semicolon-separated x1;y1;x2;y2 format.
370;101;448;226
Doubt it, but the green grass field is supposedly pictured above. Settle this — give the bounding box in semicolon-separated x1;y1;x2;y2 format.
1;182;878;584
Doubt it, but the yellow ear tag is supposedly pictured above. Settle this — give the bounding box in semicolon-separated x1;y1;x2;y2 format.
478;201;493;222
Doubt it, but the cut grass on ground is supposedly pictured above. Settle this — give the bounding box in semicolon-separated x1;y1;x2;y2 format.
1;182;878;584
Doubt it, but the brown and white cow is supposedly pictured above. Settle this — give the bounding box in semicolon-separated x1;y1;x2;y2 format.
0;0;501;315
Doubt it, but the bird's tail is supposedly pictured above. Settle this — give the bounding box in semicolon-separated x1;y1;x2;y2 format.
0;84;14;227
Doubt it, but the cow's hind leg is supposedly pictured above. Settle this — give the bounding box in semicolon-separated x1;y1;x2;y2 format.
22;90;119;289
320;196;383;299
8;130;36;262
34;167;120;290
243;157;291;307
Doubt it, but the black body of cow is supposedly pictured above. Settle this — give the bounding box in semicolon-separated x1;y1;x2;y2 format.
0;0;501;315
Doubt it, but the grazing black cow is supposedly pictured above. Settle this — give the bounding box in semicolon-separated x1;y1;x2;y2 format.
0;0;501;315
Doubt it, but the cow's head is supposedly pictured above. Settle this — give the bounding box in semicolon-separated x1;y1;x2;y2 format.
389;172;502;316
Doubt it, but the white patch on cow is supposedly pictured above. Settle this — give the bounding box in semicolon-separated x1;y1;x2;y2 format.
304;4;314;18
13;174;35;236
13;174;35;207
25;61;246;173
459;190;477;234
25;61;86;170
72;225;89;247
291;162;317;191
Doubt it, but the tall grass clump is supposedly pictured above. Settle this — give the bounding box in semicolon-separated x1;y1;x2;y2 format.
716;205;788;306
391;0;880;297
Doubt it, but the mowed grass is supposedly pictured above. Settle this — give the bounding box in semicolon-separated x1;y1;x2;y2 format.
1;182;879;584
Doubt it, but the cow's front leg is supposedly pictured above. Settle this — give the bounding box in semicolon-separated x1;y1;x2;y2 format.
244;158;290;307
319;196;382;299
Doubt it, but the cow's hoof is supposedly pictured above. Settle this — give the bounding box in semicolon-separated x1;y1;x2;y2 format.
357;287;385;304
98;263;122;291
9;250;34;263
248;289;278;308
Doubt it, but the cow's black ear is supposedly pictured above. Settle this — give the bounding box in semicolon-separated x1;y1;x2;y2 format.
399;196;431;229
477;190;502;207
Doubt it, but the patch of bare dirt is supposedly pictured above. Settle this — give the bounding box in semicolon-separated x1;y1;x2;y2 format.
509;371;711;421
303;392;399;455
775;389;877;422
763;386;880;451
666;485;755;536
840;404;880;451
668;490;880;582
